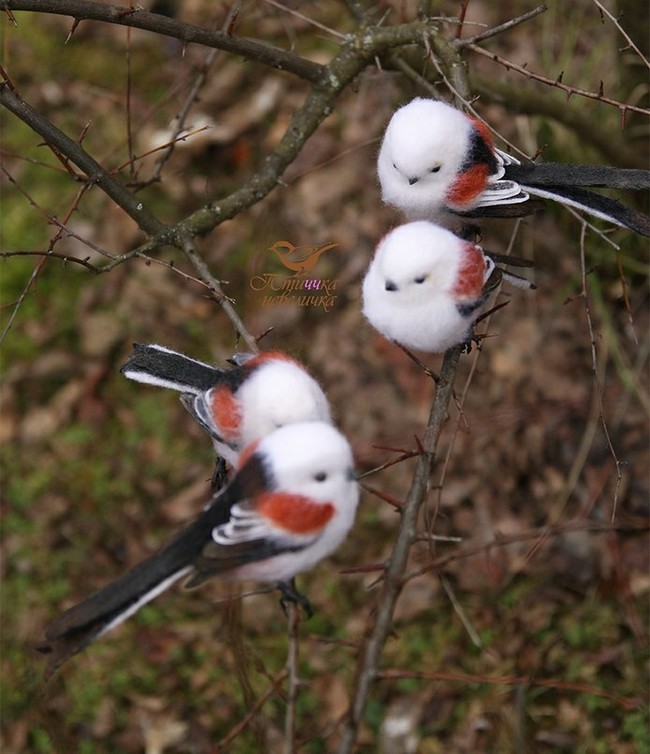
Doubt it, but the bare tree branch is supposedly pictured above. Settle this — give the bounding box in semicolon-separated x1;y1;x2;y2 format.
3;0;325;83
471;77;641;168
589;0;650;69
337;345;463;754
178;235;259;352
454;4;547;47
0;82;165;236
148;20;442;247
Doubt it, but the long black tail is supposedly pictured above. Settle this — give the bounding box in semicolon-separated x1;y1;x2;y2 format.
460;183;650;236
37;492;235;676
523;184;650;237
505;163;650;190
120;343;224;394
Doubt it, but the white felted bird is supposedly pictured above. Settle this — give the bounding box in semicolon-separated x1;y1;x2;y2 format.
121;345;333;469
38;421;359;675
378;98;650;236
362;221;532;353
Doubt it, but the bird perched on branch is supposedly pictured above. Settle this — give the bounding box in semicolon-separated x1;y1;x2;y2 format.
121;345;332;480
362;221;534;354
378;98;650;236
37;422;359;676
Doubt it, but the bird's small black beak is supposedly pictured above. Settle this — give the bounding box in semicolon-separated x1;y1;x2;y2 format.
408;176;419;186
385;280;398;292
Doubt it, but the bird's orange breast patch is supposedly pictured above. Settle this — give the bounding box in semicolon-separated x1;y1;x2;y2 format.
257;492;335;534
452;244;487;299
446;164;491;210
210;386;243;441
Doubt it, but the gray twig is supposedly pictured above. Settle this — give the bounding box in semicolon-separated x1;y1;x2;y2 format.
455;4;547;48
337;345;463;754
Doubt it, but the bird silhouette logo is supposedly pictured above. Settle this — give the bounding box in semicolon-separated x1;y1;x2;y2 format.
269;241;338;275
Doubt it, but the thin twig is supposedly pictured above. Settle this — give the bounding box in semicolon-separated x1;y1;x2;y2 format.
262;0;347;40
470;76;641;167
217;671;289;748
0;83;165;236
149;5;239;183
455;4;547;48
339;517;649;579
577;225;623;521
590;0;650;69
468;43;650;116
376;669;640;709
1;165;115;259
0;249;98;270
440;575;483;649
284;603;301;754
178;235;259;352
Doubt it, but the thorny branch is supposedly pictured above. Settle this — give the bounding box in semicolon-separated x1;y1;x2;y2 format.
468;43;650;117
2;0;325;83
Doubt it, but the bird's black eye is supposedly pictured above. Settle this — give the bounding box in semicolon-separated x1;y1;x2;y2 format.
414;275;427;284
314;472;327;482
429;165;441;174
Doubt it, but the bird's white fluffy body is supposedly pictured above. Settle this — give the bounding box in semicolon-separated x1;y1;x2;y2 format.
378;99;474;220
362;221;491;353
217;421;359;582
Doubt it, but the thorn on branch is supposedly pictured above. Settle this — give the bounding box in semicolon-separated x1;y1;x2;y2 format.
77;121;91;144
65;18;81;43
555;70;564;84
360;482;404;511
224;1;241;35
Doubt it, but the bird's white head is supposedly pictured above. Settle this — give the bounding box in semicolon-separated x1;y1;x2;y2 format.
257;421;357;510
364;221;464;305
377;98;472;218
238;358;332;449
